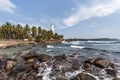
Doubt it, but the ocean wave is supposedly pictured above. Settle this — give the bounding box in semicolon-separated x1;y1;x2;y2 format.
47;45;54;48
46;49;53;52
62;41;69;44
62;40;120;45
71;45;85;49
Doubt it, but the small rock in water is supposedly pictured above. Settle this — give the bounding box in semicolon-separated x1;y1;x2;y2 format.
13;51;22;56
85;58;111;68
0;71;8;80
83;63;92;71
0;59;7;69
6;60;16;73
84;58;96;64
38;54;52;62
113;78;120;80
94;58;111;68
74;73;96;80
71;59;81;70
0;54;7;60
22;51;38;60
54;54;66;61
105;69;117;76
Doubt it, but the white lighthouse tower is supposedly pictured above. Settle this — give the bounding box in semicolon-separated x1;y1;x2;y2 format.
50;23;55;34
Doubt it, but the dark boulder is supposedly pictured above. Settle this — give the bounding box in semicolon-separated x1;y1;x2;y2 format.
71;59;81;70
6;60;16;73
0;71;7;80
0;59;7;69
15;72;26;80
38;54;52;62
0;54;7;60
84;58;96;64
75;73;96;80
54;55;66;61
8;63;33;78
83;63;92;71
13;51;22;56
110;63;120;69
52;60;72;72
85;58;111;68
105;69;117;76
113;78;120;80
94;58;111;68
22;51;38;60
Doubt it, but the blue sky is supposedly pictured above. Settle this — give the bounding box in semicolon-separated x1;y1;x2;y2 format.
0;0;120;39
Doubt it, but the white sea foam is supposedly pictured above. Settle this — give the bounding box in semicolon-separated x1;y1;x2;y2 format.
37;62;52;80
42;67;52;80
47;45;54;48
71;45;85;49
46;49;52;52
64;69;84;79
62;41;69;44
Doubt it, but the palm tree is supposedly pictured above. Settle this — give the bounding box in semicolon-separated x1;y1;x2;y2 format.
24;24;30;39
16;24;23;39
31;26;37;38
38;26;42;36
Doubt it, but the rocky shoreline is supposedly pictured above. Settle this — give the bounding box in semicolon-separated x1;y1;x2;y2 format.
0;51;120;80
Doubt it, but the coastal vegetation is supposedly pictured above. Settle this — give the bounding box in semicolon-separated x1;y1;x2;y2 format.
0;22;63;42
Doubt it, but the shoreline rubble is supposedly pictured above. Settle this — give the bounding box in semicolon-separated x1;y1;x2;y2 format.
0;51;120;80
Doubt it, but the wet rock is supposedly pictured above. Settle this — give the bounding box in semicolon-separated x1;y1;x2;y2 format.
105;69;117;76
110;63;120;69
71;59;81;70
22;51;37;60
8;63;33;78
54;54;66;61
0;74;4;80
47;61;52;66
83;63;92;71
75;73;96;80
84;58;96;64
38;54;52;62
55;77;67;80
51;60;72;78
77;56;87;63
13;51;22;56
6;60;16;73
35;76;43;80
94;58;111;68
0;54;7;60
113;78;120;80
16;72;27;80
52;60;72;72
85;58;111;68
26;58;35;63
26;72;36;80
68;53;79;58
33;64;40;72
0;59;7;69
0;71;8;80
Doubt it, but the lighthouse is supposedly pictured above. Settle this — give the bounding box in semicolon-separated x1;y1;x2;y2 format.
50;23;55;34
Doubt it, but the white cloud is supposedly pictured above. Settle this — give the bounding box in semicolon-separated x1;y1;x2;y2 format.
0;0;16;13
63;0;120;27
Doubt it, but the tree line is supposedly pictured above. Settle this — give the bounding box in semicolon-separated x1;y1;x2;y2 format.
0;22;63;42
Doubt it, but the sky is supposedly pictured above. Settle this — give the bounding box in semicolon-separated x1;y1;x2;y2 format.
0;0;120;39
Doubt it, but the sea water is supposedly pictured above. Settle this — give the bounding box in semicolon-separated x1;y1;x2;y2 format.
1;39;120;80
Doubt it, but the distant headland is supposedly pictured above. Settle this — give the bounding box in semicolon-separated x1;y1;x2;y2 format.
65;38;118;41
